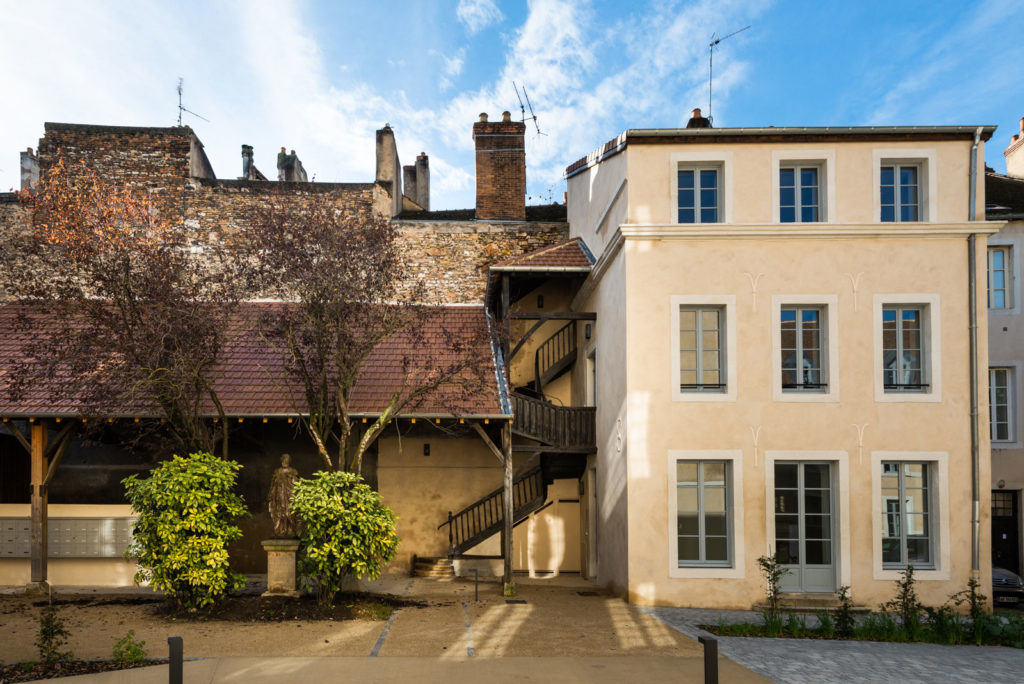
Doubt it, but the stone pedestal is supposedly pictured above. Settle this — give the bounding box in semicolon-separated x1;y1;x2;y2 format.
262;539;301;597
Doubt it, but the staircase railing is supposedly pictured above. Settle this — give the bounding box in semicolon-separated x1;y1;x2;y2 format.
511;393;595;448
534;321;577;390
438;465;546;556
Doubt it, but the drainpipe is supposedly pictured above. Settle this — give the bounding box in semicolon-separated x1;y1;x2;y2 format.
968;126;982;577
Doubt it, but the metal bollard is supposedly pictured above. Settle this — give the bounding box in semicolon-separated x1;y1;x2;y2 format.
697;635;718;684
168;636;183;684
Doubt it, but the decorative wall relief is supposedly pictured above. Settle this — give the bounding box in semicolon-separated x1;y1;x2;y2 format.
844;272;864;312
743;272;765;312
852;423;869;465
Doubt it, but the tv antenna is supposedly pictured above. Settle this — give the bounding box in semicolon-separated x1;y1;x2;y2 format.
176;78;210;126
512;81;546;136
708;25;750;120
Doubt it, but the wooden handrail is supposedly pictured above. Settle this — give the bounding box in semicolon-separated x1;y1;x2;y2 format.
511;393;595;448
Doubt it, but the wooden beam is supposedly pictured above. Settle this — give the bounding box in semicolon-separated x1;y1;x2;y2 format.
29;421;49;588
43;421;76;462
42;424;77;487
510;312;596;321
8;420;31;454
508;319;547;364
502;421;514;596
470;422;505;466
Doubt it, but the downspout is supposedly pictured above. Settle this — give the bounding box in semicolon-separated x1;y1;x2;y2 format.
968;126;982;577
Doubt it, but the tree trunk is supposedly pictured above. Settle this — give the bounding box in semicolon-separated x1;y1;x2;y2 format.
502;421;514;596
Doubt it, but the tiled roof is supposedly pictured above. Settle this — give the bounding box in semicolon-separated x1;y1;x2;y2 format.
490;237;595;271
0;302;505;419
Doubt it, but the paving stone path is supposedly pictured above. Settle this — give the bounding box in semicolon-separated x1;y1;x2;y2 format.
642;606;1024;684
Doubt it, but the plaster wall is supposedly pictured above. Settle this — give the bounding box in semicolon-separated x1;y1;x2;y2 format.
625;139;983;225
567;151;627;258
620;234;991;608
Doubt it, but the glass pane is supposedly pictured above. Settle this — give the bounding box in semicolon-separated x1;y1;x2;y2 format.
805;514;831;540
776;490;799;514
678;207;695;223
801;205;818;222
702;351;720;371
776;540;800;564
899;166;917;186
705;536;728;562
900;184;917;207
678;170;694;189
700;206;718;223
680;369;697;385
803;464;830;489
907;538;930;565
881;167;895;185
679;188;695;208
900;204;918;222
805;540;832;565
677;487;698;511
804;490;831;514
677;512;699;536
676;462;698;484
775;514;799;540
780;168;795;186
680;351;697;369
679;309;696;329
905;513;927;537
994;291;1006;308
702;331;719;349
880;185;895;205
702;462;726;485
780;206;796;223
700;169;718;188
992;250;1005;269
704;486;726;512
703;369;720;385
680;331;697;349
881;205;895;222
775;463;798;489
700;188;717;208
801;186;818;207
701;310;719;330
780;186;795;206
992;271;1005;289
705;512;727;536
800;168;818;186
678;537;699;562
882;538;901;564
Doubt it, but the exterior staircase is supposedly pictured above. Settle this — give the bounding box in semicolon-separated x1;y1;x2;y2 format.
533;321;578;391
511;392;595;450
412;556;455;579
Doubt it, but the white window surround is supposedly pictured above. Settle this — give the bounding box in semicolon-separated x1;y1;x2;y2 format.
990;361;1023;449
668;449;745;579
671;295;738;402
770;149;837;223
670;150;734;224
764;451;851;589
871;451;950;581
988;236;1021;316
871;148;938;223
771;295;840;402
873;294;942;402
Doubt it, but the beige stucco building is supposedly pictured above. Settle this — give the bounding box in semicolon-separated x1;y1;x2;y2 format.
562;115;1001;608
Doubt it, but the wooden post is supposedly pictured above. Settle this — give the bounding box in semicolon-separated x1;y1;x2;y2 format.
502;421;514;596
29;421;49;589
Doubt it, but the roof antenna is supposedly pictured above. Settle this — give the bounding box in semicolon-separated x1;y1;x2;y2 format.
177;78;210;126
512;81;546;136
708;25;750;122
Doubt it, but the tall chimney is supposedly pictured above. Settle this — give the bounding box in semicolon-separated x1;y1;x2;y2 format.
473;111;525;220
415;152;429;211
685;108;712;129
241;144;254;180
20;148;38;191
403;164;418;208
375;124;402;217
1006;117;1024;179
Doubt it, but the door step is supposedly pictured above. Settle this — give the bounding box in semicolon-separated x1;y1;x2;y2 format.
412;556;455;579
755;594;872;613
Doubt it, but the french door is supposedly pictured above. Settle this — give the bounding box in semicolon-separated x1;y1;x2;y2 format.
774;462;836;593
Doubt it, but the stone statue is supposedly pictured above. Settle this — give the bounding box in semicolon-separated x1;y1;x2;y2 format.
268;453;299;538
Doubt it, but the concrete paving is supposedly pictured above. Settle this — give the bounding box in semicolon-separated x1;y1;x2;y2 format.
643;606;1024;684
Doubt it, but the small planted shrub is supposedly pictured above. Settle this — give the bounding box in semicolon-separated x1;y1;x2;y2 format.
291;470;399;607
123;452;248;611
757;551;789;635
816;610;835;639
882;564;922;640
833;585;855;638
112;630;147;665
36;600;73;664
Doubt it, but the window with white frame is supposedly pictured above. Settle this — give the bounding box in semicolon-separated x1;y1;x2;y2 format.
882;305;928;392
677;166;722;223
781;306;826;391
676;460;731;566
779;164;821;222
880;163;921;222
991;367;1014;443
880;461;933;569
988;246;1012;309
679;306;725;392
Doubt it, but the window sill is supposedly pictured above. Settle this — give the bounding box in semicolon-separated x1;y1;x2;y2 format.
874;565;948;581
670;564;745;579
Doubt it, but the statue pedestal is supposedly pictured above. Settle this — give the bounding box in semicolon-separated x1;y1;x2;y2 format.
261;539;301;597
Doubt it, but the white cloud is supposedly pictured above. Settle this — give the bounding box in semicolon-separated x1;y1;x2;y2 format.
456;0;505;34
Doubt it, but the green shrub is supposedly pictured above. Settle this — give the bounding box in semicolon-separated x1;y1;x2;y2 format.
784;612;808;637
757;551;789;630
816;610;835;639
36;600;73;663
291;470;399;606
833;585;856;637
856;612;901;642
112;630;147;664
123;452;248;610
882;564;922;640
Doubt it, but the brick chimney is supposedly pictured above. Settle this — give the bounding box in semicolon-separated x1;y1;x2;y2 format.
685;108;712;129
415;152;429;211
1005;117;1024;179
20;148;38;191
473;111;525;220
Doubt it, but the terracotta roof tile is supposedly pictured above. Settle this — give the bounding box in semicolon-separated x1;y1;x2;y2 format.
490;237;595;270
0;302;505;418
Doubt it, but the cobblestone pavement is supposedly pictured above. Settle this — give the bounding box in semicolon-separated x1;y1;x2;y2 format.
641;606;1024;684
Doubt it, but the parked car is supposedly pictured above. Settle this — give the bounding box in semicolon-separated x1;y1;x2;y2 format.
993;567;1024;606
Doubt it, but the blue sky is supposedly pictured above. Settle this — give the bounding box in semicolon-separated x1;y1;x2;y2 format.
2;0;1023;210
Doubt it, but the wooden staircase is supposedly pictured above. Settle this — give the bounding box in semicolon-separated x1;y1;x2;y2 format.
511;393;595;450
438;465;548;556
534;321;578;391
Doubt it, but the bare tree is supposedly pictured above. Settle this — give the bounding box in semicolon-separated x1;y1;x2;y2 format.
0;157;254;457
250;192;495;473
